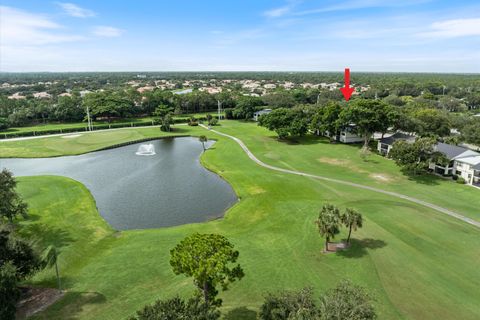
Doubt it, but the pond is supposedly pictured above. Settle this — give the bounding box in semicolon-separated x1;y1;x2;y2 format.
0;137;238;230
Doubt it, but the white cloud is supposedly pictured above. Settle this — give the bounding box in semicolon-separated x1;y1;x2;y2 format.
0;6;84;46
92;26;124;37
57;2;95;18
419;18;480;38
264;6;292;18
263;0;302;18
294;0;431;16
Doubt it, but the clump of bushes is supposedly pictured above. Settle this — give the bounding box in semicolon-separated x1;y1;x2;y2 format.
0;117;9;130
188;116;199;126
260;280;376;320
128;295;220;320
206;114;218;126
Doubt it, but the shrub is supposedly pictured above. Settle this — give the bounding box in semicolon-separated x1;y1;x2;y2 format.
319;280;376;320
208;118;218;126
128;295;220;320
456;177;466;184
0;227;41;279
0;118;9;130
188;116;199;126
259;288;319;320
0;263;19;320
259;281;376;320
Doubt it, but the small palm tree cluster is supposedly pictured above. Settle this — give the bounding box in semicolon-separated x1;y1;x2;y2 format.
315;204;363;252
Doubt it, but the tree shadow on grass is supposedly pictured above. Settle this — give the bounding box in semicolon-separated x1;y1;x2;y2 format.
336;238;386;259
280;135;328;146
36;291;107;319
399;169;441;186
30;274;76;290
223;306;258;320
18;223;74;250
361;157;380;164
170;126;190;134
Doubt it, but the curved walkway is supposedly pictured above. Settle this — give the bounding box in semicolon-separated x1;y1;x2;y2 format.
201;125;480;229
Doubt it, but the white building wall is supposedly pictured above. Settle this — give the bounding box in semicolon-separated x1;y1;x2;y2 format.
378;142;392;155
454;161;474;184
340;131;364;143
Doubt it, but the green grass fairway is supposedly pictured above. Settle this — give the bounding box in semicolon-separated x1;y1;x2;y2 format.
213;121;480;222
3;121;480;319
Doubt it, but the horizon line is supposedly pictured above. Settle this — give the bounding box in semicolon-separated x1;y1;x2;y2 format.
1;70;480;75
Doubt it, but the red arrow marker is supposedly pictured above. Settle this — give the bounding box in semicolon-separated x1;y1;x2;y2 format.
339;68;355;101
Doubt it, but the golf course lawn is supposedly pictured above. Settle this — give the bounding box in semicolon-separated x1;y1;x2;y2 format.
213;121;480;222
2;121;479;319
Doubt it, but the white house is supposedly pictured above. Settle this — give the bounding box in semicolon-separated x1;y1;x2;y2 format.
253;109;272;121
429;142;480;186
33;92;52;99
319;124;365;144
338;124;363;143
377;132;416;155
338;125;364;143
454;156;480;186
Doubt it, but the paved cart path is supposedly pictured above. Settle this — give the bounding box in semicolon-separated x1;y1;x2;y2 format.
201;125;480;229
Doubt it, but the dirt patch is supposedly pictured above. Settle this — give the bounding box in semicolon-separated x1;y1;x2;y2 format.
248;186;266;195
317;157;368;174
318;157;351;166
369;173;394;182
16;287;64;319
323;241;350;253
318;157;351;167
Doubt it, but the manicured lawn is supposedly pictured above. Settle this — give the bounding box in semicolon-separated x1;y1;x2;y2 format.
213;121;480;222
3;121;480;319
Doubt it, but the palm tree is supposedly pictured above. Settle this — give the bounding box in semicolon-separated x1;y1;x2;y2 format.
42;245;61;290
199;135;208;152
315;204;341;251
341;208;363;244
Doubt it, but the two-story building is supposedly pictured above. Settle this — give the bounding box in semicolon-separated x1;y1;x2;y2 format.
453;155;480;186
429;142;480;186
378;136;480;187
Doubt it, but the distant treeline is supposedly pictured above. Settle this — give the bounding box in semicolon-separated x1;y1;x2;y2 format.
1;71;480;87
0;72;479;145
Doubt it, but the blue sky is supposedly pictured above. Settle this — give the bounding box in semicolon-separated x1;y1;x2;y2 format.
1;0;479;72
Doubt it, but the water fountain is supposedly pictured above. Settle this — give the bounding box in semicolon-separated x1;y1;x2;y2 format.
135;143;156;156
